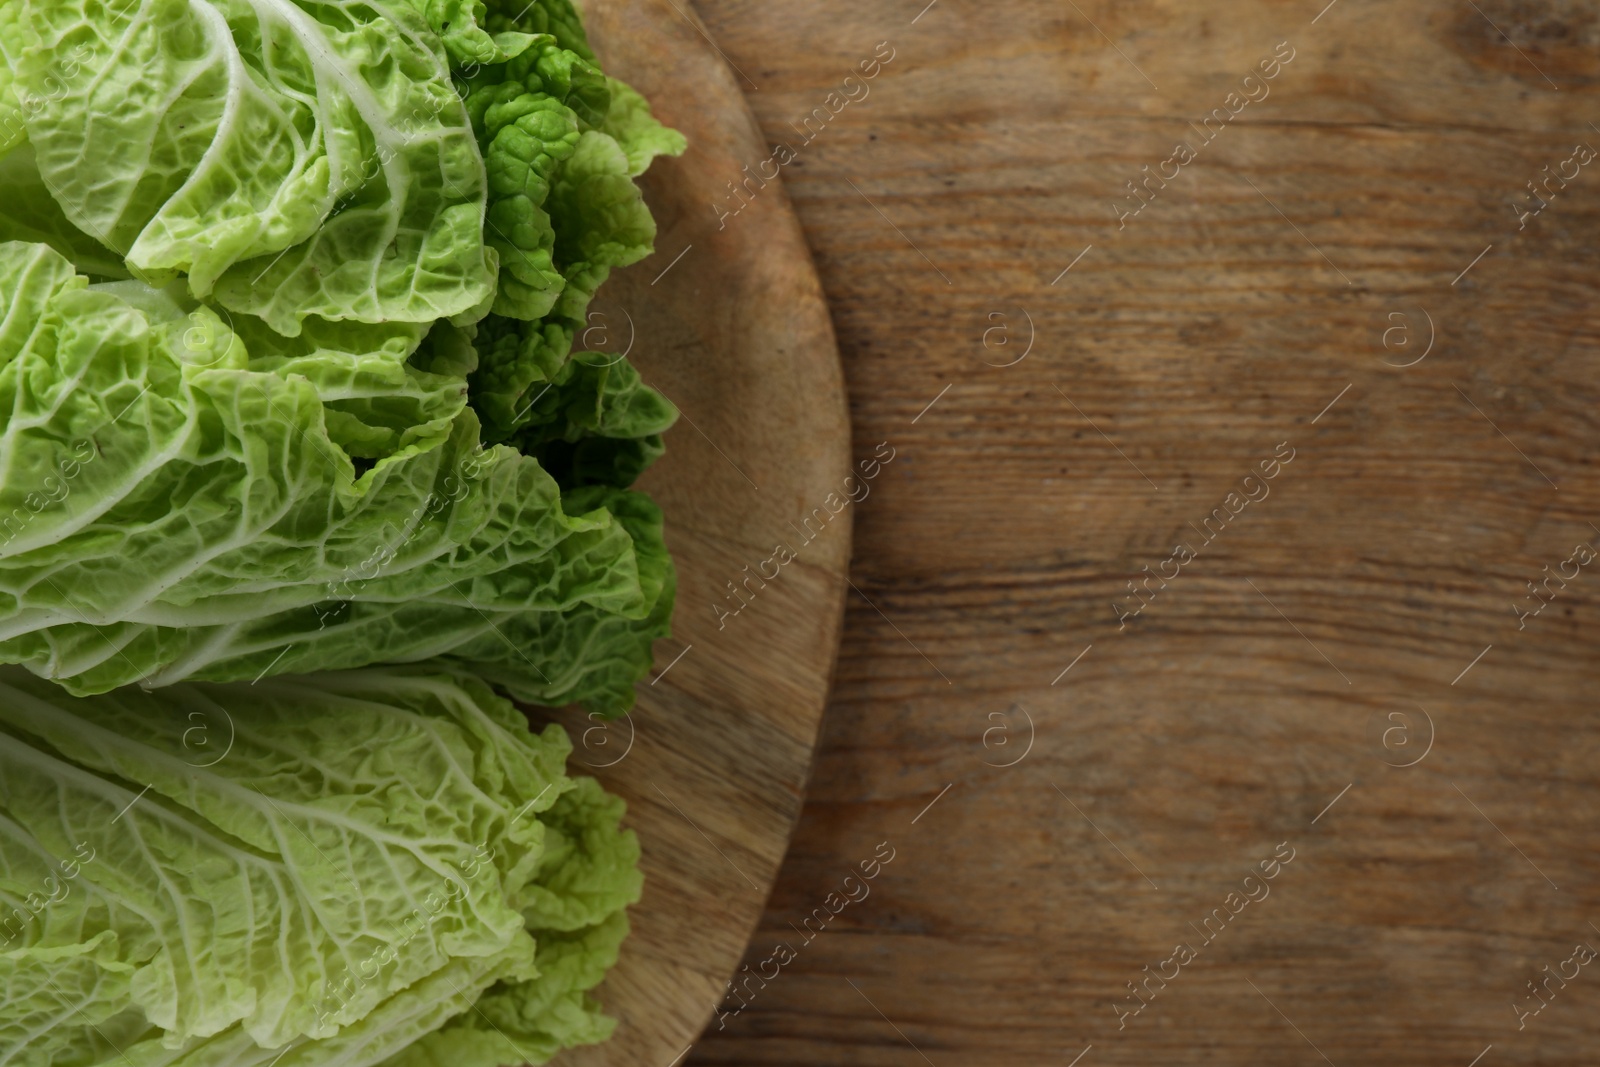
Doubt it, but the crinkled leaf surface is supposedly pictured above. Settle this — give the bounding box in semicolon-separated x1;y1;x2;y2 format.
0;143;126;279
512;351;677;490
8;0;496;335
0;0;686;1061
437;0;683;440
0;242;669;713
600;78;689;177
0;666;640;1067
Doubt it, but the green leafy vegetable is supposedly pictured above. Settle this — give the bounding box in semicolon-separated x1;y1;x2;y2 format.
8;0;500;336
0;666;641;1067
513;350;678;489
0;242;672;713
0;0;687;713
440;0;686;440
0;0;686;1058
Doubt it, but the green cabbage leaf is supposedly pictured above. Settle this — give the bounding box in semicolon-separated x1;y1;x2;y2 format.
0;241;672;713
4;0;499;336
0;666;641;1067
0;0;687;1063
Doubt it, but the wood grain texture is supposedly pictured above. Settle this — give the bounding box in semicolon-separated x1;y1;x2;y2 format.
671;1;1600;1064
531;2;852;1063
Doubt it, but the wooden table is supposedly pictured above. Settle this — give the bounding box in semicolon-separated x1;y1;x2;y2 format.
671;1;1600;1063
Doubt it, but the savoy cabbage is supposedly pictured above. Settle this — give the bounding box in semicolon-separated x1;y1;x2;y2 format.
0;0;686;1062
0;0;684;713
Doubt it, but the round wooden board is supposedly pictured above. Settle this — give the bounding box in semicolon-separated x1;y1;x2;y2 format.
527;2;853;1063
